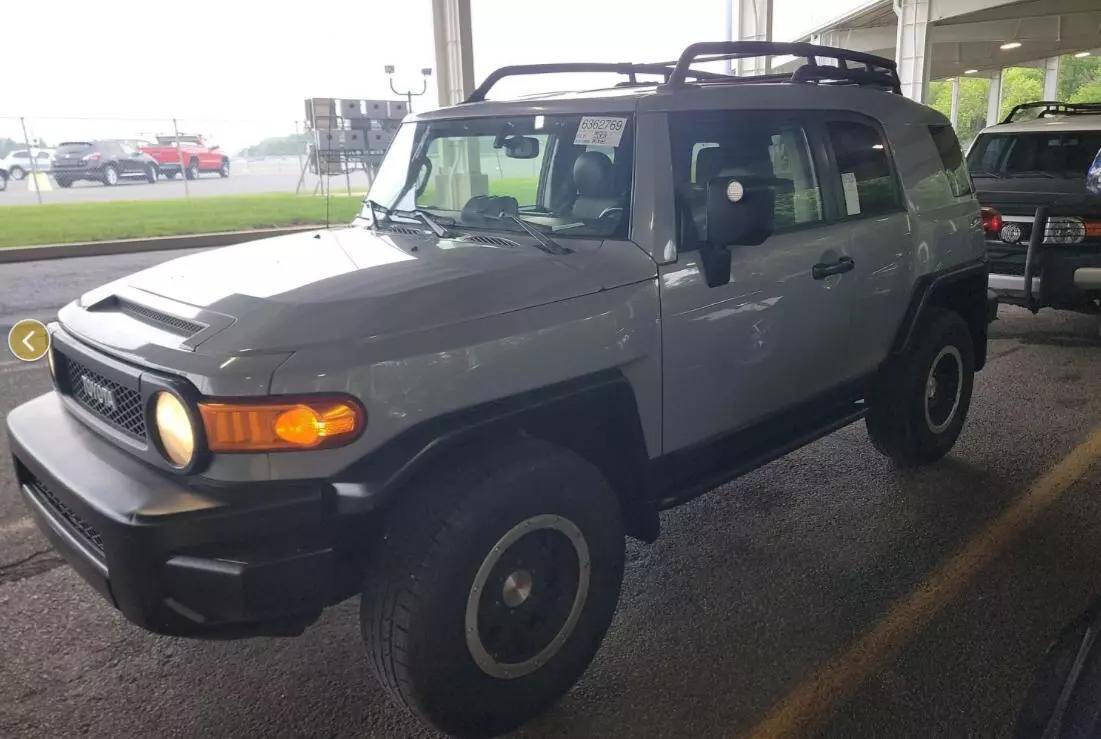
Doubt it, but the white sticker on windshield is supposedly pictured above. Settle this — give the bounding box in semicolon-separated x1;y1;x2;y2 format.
574;116;628;147
841;171;861;215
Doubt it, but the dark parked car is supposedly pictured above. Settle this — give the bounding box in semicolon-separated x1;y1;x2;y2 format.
0;165;7;192
51;141;160;187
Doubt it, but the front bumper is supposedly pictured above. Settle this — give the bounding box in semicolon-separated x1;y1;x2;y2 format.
8;392;349;638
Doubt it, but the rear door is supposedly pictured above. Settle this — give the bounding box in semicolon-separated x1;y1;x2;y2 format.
818;114;913;379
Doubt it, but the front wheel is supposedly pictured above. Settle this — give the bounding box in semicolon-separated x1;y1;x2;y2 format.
866;307;975;467
9;166;25;181
362;439;625;737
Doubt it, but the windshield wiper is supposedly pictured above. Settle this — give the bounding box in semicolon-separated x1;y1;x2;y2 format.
395;207;454;238
505;215;571;255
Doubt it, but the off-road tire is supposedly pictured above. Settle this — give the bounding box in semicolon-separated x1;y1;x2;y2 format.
866;307;974;467
361;438;625;737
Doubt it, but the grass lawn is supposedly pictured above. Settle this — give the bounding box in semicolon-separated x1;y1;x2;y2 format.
0;193;363;248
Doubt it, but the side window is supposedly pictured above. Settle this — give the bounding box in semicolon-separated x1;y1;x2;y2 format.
928;125;971;197
14;151;29;160
670;112;824;247
36;151;50;160
826;120;902;218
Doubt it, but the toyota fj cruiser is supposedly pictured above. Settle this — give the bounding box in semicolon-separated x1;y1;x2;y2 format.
7;42;991;737
969;101;1101;316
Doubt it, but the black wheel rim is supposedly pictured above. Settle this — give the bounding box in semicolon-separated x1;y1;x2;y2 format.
465;514;590;679
925;346;963;433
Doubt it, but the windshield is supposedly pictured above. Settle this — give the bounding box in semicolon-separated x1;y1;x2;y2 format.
363;113;634;238
967;131;1101;179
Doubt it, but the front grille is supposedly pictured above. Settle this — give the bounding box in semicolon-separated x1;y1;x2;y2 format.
30;478;104;555
117;298;204;337
64;355;147;438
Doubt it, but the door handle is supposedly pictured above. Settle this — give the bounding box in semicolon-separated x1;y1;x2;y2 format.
812;255;855;280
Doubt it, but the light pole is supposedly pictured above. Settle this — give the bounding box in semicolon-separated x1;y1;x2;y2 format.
386;65;433;112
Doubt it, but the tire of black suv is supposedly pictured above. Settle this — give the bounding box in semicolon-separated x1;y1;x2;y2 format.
361;438;625;738
145;165;157;183
866;307;975;468
55;177;72;188
101;165;119;186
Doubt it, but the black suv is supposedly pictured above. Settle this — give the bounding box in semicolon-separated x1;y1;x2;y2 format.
51;141;160;188
970;101;1101;315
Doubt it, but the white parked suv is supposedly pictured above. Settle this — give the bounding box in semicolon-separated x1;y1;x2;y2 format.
0;147;54;180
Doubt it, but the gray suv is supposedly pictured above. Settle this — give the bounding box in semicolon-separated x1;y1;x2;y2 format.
7;42;992;737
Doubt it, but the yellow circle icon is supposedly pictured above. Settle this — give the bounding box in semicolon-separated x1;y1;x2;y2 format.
8;319;50;362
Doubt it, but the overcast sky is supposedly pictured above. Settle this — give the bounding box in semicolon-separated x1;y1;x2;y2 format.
0;0;859;150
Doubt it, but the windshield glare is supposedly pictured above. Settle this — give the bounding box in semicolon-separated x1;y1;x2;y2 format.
364;113;634;238
967;131;1101;179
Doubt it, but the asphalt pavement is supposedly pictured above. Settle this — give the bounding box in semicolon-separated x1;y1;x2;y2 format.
2;249;1101;737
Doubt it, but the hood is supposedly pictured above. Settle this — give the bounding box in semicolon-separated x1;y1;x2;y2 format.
70;226;656;356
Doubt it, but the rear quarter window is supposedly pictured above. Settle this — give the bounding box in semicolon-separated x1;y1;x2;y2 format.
928;125;972;197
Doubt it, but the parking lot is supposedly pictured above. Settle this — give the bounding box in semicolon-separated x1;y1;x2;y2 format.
0;158;372;205
0;247;1098;736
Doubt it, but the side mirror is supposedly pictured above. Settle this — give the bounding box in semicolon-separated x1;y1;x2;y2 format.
1086;148;1101;196
502;135;539;159
705;176;776;249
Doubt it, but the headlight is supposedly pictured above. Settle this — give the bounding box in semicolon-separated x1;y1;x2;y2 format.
198;395;364;452
154;391;196;467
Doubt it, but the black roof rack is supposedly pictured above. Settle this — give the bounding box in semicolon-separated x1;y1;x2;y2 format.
664;41;901;94
1001;100;1101;124
465;62;733;103
465;41;901;103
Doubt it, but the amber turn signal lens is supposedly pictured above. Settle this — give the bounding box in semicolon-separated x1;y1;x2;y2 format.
198;396;364;452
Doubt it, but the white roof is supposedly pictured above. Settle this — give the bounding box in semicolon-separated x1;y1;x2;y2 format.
978;114;1101;137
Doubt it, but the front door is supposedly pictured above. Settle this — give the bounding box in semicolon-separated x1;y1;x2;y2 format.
660;110;857;452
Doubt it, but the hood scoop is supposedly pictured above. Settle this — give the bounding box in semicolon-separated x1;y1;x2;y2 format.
71;286;236;354
105;297;206;338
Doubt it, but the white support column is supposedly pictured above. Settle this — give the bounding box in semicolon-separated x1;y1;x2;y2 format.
1043;56;1061;100
987;69;1003;126
734;0;773;76
431;0;484;209
431;0;474;108
894;0;933;102
949;76;960;127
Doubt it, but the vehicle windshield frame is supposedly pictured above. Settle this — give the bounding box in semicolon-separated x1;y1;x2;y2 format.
362;112;636;241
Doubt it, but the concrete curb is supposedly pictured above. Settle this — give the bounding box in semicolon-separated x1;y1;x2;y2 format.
0;225;323;264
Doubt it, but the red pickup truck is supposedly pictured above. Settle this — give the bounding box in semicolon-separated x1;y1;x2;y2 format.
140;135;229;180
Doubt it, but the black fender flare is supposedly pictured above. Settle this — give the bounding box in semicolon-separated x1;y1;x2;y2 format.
891;258;990;370
331;369;656;538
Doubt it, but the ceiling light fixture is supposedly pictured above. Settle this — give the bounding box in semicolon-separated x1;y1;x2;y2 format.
964;69;978;74
1075;51;1091;58
1000;41;1022;50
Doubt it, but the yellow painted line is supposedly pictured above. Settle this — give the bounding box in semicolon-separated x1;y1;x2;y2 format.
749;427;1101;738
